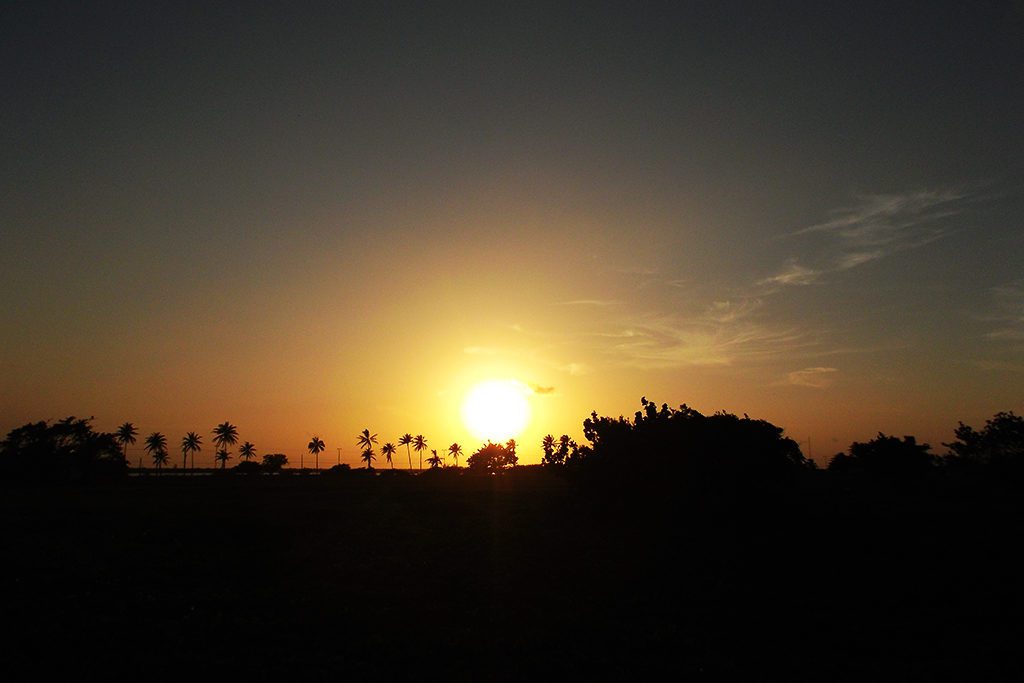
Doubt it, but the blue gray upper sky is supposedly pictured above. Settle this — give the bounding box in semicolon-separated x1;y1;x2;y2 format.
3;1;1022;463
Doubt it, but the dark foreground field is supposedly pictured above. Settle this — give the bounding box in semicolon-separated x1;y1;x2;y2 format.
3;470;1022;680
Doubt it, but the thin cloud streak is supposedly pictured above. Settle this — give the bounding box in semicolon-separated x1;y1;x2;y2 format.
780;367;838;388
764;188;966;287
597;308;815;370
553;299;620;307
983;280;1024;341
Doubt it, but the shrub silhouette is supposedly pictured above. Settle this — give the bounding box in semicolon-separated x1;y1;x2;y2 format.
261;453;289;472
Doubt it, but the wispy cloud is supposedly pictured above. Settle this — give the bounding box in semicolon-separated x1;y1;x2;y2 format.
597;302;815;369
759;260;820;287
766;188;966;287
983;280;1024;342
530;384;556;394
561;362;590;376
553;299;620;307
781;366;838;388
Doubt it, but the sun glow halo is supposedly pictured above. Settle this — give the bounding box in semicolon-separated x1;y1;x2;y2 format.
461;380;531;442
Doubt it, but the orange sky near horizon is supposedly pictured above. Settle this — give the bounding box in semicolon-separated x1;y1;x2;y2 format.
2;4;1022;467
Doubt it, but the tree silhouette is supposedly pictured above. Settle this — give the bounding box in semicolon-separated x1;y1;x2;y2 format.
181;432;202;472
467;441;517;473
381;442;397;469
239;441;256;462
944;411;1024;469
581;397;809;483
541;434;579;466
398;433;414;470
828;433;934;482
541;434;555;464
212;422;239;467
1;417;124;481
262;452;288;473
360;448;376;469
115;422;138;462
413;434;428;471
357;429;378;454
215;448;232;469
308;436;325;470
448;442;463;468
144;432;168;474
506;439;517;458
427;449;442;468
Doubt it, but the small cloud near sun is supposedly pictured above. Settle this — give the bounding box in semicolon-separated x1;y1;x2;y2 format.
782;367;838;388
530;385;556;395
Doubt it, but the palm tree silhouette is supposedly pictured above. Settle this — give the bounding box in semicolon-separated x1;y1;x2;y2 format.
448;442;463;468
215;448;232;469
357;429;378;454
398;433;414;470
144;432;168;474
427;449;442;468
181;432;202;473
506;438;517;456
212;422;239;468
413;434;428;470
115;422;138;461
382;442;397;469
307;435;325;470
542;434;555;459
239;441;256;462
360;448;376;469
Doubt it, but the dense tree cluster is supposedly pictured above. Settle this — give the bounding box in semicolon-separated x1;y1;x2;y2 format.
827;434;934;481
944;411;1024;468
576;397;812;482
466;440;518;473
0;417;125;481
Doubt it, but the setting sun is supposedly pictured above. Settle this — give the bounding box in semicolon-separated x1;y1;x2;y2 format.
461;380;531;442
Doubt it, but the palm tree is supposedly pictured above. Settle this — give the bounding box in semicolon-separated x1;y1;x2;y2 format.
448;442;463;468
144;432;168;474
239;441;256;462
398;433;414;470
506;438;517;457
427;449;442;468
212;422;239;466
357;429;378;453
413;434;428;470
307;435;325;470
382;442;397;469
360;448;376;469
115;422;138;461
215;448;232;469
542;434;555;458
181;432;202;472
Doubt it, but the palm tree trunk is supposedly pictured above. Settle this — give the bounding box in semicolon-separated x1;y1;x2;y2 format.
406;445;412;470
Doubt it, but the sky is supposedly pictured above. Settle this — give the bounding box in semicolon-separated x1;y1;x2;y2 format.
3;1;1023;466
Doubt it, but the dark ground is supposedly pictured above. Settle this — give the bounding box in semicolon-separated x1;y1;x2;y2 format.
2;468;1021;680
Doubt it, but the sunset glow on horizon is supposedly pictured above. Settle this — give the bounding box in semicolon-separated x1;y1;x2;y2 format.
2;3;1021;467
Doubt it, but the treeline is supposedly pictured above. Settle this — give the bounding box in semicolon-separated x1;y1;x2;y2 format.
2;399;1021;486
